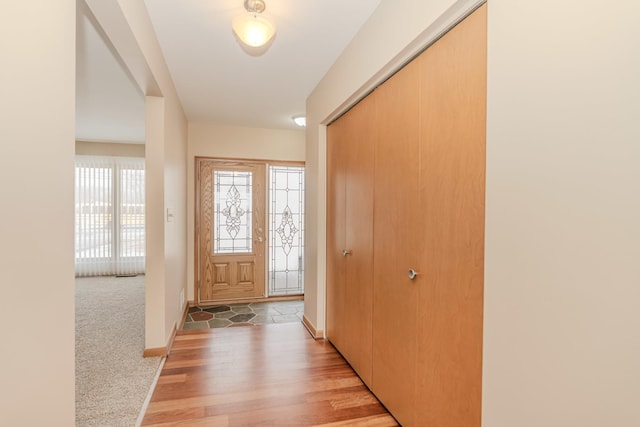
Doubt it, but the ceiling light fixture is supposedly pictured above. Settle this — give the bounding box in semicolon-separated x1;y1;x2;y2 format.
292;115;306;127
232;0;276;48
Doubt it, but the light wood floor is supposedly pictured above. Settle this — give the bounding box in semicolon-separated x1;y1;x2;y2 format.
141;322;398;426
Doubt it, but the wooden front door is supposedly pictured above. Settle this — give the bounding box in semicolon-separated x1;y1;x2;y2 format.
197;159;266;302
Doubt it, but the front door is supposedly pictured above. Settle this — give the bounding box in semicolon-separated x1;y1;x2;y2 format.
197;159;266;302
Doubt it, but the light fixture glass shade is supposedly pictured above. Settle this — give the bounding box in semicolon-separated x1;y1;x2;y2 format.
292;115;306;127
232;13;276;48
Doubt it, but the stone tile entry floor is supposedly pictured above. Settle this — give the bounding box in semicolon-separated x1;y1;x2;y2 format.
183;299;304;331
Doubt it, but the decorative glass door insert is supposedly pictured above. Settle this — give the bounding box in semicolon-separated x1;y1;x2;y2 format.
213;170;253;254
269;165;305;295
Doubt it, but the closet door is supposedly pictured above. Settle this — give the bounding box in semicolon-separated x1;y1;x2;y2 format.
326;114;347;354
371;59;421;425
415;5;487;426
326;93;375;385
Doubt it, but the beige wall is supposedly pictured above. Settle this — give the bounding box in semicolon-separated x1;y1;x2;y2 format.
0;1;76;425
76;140;145;157
189;122;305;161
307;0;640;425
143;93;187;348
120;0;190;349
145;96;167;347
163;95;188;338
483;0;640;425
87;0;189;349
186;122;305;301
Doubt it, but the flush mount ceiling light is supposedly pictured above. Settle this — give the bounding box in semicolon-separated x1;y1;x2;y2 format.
292;115;306;127
232;0;276;48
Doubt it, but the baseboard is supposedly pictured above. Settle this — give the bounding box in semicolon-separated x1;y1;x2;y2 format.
144;298;189;358
143;346;166;358
302;314;324;340
178;299;191;330
143;323;177;358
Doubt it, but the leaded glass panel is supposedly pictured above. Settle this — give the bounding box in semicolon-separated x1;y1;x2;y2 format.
269;166;305;295
213;170;253;254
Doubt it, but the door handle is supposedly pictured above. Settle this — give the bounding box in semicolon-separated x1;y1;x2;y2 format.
342;249;352;257
408;268;419;280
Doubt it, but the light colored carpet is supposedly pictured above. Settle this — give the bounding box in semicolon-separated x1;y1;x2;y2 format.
76;275;161;427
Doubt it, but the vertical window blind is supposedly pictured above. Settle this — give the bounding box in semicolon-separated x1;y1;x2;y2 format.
75;156;145;277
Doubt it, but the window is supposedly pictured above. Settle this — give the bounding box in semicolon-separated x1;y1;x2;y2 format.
75;156;145;276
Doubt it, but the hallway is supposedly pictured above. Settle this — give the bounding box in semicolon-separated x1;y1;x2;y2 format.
141;323;397;426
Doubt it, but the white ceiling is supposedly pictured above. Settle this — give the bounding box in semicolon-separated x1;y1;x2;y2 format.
75;0;382;142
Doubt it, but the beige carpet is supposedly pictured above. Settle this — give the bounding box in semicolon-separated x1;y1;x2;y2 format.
76;275;161;427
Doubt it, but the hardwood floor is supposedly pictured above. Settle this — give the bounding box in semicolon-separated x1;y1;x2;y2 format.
141;322;398;426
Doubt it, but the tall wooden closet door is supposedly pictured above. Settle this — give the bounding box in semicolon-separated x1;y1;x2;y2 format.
415;5;487;426
343;93;375;385
326;115;347;352
371;59;421;426
326;93;375;386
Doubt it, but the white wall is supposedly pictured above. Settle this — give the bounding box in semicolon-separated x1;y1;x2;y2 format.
186;122;305;301
307;0;640;425
0;1;76;425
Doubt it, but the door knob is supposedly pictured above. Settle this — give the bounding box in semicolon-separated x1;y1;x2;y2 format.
342;249;352;257
257;237;264;243
408;268;419;280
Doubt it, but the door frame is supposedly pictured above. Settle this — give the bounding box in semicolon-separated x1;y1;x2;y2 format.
194;156;305;306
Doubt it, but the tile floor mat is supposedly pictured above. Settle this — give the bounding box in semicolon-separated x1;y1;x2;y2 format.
183;299;304;330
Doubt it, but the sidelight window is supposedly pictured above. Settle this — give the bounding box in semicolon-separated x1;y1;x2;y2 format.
268;165;305;296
